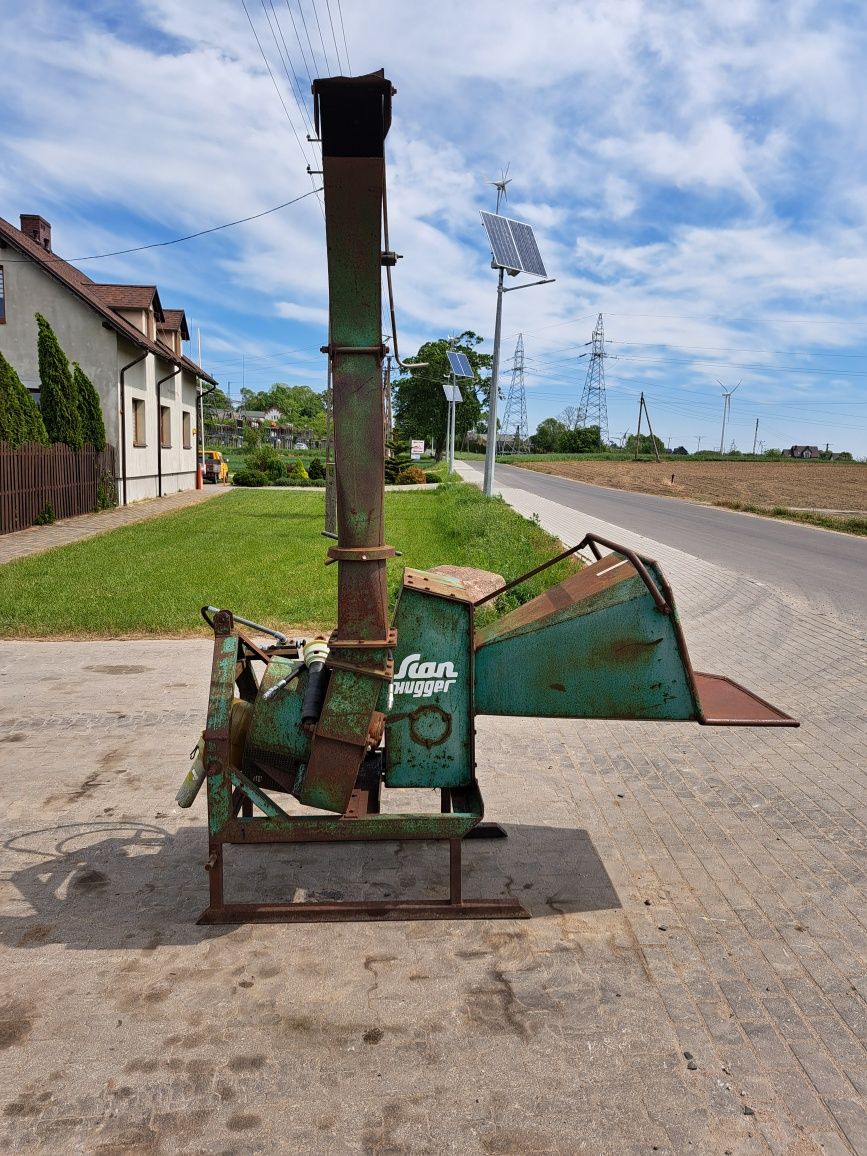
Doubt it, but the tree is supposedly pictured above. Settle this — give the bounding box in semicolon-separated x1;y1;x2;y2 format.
243;424;262;452
393;333;490;460
73;363;106;450
0;350;48;447
203;386;233;413
557;405;580;431
36;312;81;449
531;417;568;453
560;425;601;453
625;432;665;456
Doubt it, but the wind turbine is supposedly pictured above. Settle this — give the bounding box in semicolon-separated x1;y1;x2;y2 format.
717;380;741;455
491;163;512;213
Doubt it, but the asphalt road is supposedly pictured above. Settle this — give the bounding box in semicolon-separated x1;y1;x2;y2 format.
493;463;867;624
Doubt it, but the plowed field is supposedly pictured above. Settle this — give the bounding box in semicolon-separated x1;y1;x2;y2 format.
518;459;867;512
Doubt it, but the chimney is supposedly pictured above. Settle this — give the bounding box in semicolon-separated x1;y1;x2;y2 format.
20;214;52;253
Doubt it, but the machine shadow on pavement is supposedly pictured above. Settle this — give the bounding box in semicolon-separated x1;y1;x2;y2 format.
0;820;619;951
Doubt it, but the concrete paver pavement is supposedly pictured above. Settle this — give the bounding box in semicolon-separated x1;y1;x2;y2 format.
1;464;865;1153
0;485;231;566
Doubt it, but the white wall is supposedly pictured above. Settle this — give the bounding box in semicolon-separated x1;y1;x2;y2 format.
0;253;121;452
0;248;201;503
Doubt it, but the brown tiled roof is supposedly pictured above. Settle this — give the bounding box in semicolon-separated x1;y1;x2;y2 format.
0;215;217;385
157;308;190;340
91;283;164;320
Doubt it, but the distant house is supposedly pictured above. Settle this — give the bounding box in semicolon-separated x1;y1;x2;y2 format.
205;406;324;450
782;445;822;459
0;212;219;502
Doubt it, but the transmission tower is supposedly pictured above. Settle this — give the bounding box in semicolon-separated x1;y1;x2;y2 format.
500;333;529;452
577;313;610;446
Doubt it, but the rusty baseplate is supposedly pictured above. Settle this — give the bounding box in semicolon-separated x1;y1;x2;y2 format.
198;837;529;924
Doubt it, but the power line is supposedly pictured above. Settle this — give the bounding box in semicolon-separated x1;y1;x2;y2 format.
262;0;317;141
68;188;323;260
335;0;351;73
241;0;324;215
309;0;333;72
610;338;867;361
295;0;322;76
323;0;344;72
534;347;867;381
283;1;315;87
610;353;867;379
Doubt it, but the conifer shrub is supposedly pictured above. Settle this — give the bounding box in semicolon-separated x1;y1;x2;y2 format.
0;350;48;446
36;313;81;449
395;465;426;485
73;363;106;451
232;469;269;487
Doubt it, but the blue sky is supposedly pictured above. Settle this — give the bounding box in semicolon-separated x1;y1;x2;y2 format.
2;0;867;456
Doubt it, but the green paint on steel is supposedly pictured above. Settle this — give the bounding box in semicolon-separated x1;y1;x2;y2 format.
204;634;240;836
207;772;231;836
385;577;474;789
246;657;310;765
230;771;291;821
475;563;700;720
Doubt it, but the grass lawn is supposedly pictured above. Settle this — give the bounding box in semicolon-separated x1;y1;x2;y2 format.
0;484;576;638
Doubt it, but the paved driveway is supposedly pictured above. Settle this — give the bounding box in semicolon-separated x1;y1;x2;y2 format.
1;467;864;1154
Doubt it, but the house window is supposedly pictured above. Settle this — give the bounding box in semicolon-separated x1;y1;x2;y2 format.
160;405;172;448
0;265;6;323
182;411;192;449
132;398;146;446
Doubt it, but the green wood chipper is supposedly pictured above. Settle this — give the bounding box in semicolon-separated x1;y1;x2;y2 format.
178;71;796;924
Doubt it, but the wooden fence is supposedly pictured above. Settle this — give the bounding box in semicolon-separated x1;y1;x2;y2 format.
0;442;116;534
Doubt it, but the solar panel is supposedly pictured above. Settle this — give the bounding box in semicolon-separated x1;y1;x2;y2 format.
441;383;463;403
479;211;547;278
480;211;521;272
446;350;474;378
508;220;547;278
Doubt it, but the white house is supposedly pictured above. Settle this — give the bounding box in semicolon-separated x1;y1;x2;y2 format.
0;212;219;502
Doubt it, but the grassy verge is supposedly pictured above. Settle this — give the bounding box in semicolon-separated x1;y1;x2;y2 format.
714;502;867;536
0;483;576;637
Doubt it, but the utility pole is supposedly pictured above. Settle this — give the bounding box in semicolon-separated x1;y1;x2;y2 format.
383;354;393;450
501;333;528;453
196;327;205;488
444;370;455;473
577;314;610;446
482;172;553;495
752;418;759;456
483;266;505;494
717;379;741;455
695;435;702;453
633;393;661;462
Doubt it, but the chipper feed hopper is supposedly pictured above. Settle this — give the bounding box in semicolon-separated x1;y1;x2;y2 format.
179;71;797;923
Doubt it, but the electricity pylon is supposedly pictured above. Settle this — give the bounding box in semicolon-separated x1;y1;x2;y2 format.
500;333;529;453
577;313;610;447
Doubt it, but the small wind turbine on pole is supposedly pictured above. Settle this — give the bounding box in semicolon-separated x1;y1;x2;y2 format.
717;380;741;455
